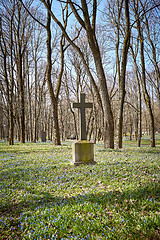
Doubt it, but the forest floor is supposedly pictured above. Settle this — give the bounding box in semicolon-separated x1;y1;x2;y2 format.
0;136;160;239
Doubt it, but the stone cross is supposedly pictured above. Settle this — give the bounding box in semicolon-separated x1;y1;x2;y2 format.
73;92;93;140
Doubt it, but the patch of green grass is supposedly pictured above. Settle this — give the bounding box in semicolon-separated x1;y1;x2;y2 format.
0;141;160;239
123;134;160;147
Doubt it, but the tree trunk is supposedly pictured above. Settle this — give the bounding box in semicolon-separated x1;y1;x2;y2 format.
52;99;61;145
116;0;130;148
144;13;160;113
136;10;155;147
27;53;33;142
9;15;14;145
80;0;114;148
94;51;114;148
46;1;61;145
34;59;38;142
2;45;10;143
137;82;142;147
43;0;114;148
136;72;142;148
130;43;142;147
18;51;25;143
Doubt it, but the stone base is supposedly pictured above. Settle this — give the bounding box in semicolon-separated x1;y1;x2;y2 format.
72;140;96;166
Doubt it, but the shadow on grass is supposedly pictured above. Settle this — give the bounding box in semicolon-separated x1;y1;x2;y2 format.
1;181;159;217
1;180;159;239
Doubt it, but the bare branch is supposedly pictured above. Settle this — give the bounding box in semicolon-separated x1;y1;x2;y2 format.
124;101;139;112
57;0;83;11
68;1;86;29
19;0;46;29
64;27;82;51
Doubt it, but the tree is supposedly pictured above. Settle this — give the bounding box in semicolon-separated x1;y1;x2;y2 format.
130;41;142;147
30;14;45;142
0;16;10;141
9;6;15;145
106;0;130;148
46;0;68;145
20;0;69;145
0;1;16;145
1;0;159;146
40;0;114;148
10;0;33;143
115;0;130;148
143;3;160;112
134;0;155;147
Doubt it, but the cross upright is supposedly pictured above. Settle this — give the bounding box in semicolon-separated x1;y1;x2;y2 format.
73;92;93;140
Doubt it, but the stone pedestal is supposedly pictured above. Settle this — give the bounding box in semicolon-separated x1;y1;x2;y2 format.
72;140;96;166
41;131;46;142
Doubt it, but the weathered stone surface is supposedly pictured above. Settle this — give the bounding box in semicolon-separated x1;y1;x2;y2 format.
41;131;46;142
72;140;96;165
72;93;93;140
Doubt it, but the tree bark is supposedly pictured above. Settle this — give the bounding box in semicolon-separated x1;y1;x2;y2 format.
34;59;38;142
80;0;114;148
116;0;130;148
46;0;61;145
9;15;14;145
18;50;25;143
130;45;142;147
0;16;14;145
64;74;79;140
144;13;160;113
135;3;155;147
27;52;33;142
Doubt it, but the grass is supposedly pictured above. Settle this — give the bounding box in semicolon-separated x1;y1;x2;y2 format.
0;139;160;239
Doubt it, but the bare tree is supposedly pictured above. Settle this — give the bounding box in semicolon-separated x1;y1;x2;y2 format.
20;0;69;145
143;3;160;111
39;0;114;148
130;40;142;147
29;16;45;142
133;0;155;147
0;1;16;145
10;0;33;143
116;0;130;148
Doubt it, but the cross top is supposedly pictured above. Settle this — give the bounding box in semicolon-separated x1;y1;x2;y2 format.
73;92;93;140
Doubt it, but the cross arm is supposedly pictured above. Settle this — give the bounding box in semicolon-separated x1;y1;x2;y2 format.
72;103;81;108
85;103;93;108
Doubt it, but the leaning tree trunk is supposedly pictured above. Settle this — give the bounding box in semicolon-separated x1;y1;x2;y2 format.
92;54;114;148
80;0;114;148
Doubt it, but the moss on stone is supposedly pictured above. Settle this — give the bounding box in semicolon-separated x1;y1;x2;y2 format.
72;141;96;165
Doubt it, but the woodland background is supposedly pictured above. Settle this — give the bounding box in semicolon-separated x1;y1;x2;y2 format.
0;0;160;148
